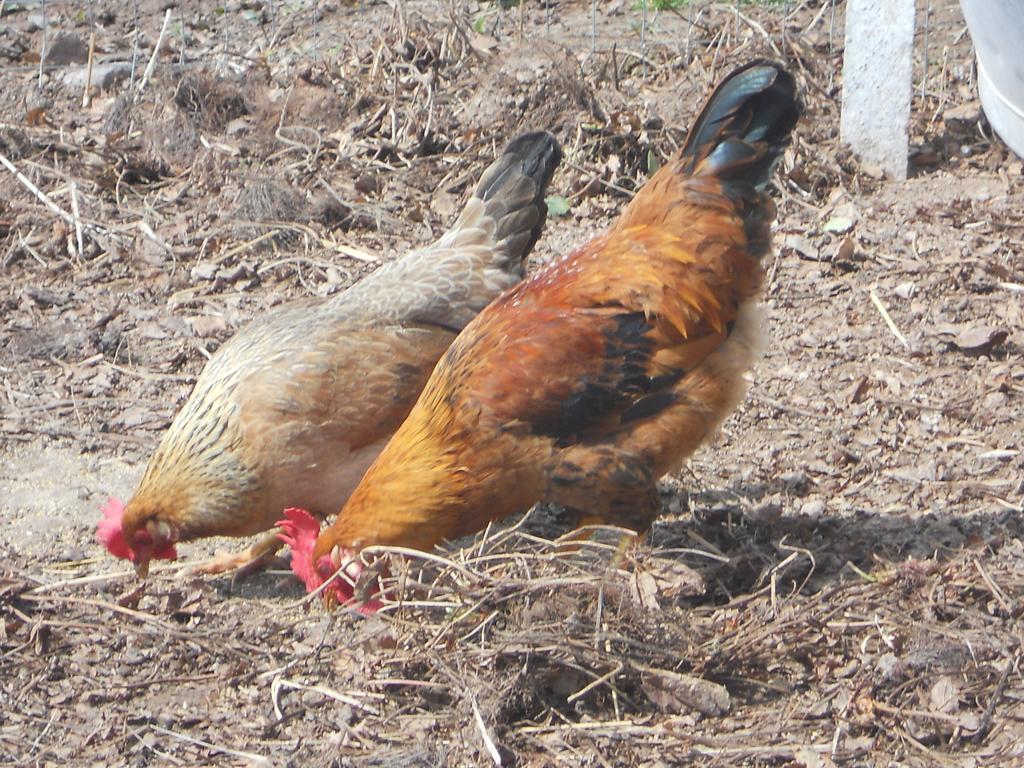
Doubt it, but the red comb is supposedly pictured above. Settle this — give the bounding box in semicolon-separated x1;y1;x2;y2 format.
277;508;382;612
96;498;132;560
277;508;324;593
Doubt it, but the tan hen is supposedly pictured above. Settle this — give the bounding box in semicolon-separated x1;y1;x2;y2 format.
98;132;562;576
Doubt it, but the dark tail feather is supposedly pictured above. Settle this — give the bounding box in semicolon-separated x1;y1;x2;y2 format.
681;61;802;190
470;131;562;268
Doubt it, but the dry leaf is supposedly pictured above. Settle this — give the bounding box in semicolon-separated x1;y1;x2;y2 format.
431;190;458;218
630;571;661;610
952;325;1007;354
25;107;47;127
640;668;729;716
785;234;822;261
793;746;836;768
646;557;705;599
835;236;856;264
847;375;871;404
929;675;960;714
469;33;499;54
822;215;854;234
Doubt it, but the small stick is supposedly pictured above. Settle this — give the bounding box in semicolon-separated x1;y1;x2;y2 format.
136;220;172;254
150;726;272;766
802;0;830;35
685;5;693;63
920;0;931;100
270;678;380;715
567;661;624;703
30;712;58;751
972;558;1013;614
640;0;648;81
869;289;910;349
872;700;981;726
0;150;76;227
611;42;619;91
471;697;502;766
313;0;321;61
82;32;96;107
130;0;140;86
177;0;186;66
138;8;172;95
972;654;1016;742
70;181;84;260
782;1;790;50
38;0;47;87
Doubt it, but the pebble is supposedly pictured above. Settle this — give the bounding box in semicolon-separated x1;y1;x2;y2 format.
983;391;1007;410
58;547;86;561
191;262;218;281
800;499;826;518
61;62;133;91
42;32;89;66
894;281;916;299
301;690;325;707
750;502;783;523
876;652;899;679
780;471;809;493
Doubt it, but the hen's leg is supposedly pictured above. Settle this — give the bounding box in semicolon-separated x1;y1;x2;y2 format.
544;446;659;560
188;531;285;578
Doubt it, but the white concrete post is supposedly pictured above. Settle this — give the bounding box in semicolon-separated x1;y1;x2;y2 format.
840;0;916;180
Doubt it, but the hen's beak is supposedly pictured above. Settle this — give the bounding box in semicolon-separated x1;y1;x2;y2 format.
134;557;151;579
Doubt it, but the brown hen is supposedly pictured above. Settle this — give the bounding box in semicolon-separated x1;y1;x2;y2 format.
285;62;802;608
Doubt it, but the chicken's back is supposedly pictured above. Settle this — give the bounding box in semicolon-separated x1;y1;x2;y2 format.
467;60;800;455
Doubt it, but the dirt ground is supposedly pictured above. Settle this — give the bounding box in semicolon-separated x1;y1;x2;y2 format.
2;0;1023;765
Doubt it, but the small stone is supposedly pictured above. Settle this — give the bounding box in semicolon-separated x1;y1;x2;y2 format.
894;281;916;299
944;101;981;123
800;499;826;518
983;391;1007;410
217;263;251;283
190;262;218;281
301;690;325;706
750;502;783;522
822;216;854;234
42;32;89;66
780;471;809;493
61;62;133;91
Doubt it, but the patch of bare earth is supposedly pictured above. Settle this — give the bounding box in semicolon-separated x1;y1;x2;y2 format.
1;0;1022;765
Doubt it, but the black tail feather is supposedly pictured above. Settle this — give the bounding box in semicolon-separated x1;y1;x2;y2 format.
681;61;802;190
